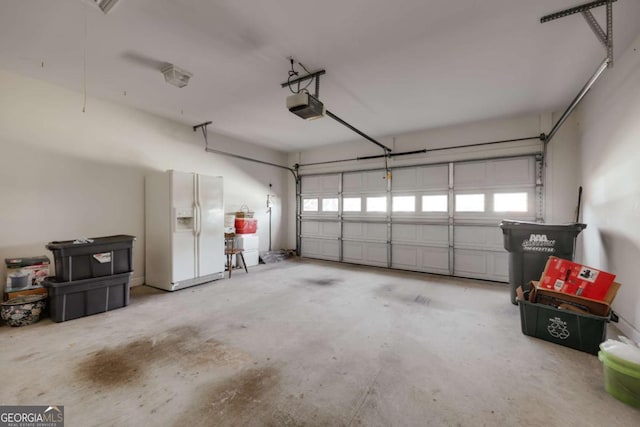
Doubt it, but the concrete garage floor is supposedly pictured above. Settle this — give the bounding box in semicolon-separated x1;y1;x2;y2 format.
1;259;637;426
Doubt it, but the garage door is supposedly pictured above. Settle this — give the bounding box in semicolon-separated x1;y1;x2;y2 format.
299;155;541;282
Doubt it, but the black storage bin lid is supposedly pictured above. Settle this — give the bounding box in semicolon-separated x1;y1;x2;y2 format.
46;235;136;255
499;220;586;233
499;220;586;254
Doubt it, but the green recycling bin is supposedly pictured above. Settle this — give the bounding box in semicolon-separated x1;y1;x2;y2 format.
500;220;586;304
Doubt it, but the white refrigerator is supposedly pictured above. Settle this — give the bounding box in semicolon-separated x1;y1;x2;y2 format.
145;170;225;291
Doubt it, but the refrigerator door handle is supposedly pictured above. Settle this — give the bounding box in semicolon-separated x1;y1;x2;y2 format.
194;174;201;277
193;202;200;236
195;175;202;236
195;202;200;277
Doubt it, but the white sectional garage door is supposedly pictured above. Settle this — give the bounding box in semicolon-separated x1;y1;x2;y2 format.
299;155;540;282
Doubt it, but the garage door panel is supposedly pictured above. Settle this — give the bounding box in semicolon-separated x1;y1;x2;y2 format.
393;224;448;246
301;176;322;194
488;227;505;248
343;241;387;267
321;222;340;236
493;158;533;185
343;171;386;193
421;247;450;272
343;242;363;260
493;252;509;279
392;245;449;274
301;175;339;194
302;221;340;238
344;222;387;241
342;173;363;192
455;158;534;189
391;245;418;267
301;221;320;235
455;250;487;275
392;165;448;191
420;165;449;189
391;168;418;190
455;163;487;187
301;238;339;261
364;171;387;192
454;249;507;281
393;224;420;243
367;244;388;266
454;226;503;251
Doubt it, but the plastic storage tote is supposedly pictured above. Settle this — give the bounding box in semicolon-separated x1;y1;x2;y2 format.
598;342;640;408
46;235;135;282
234;234;259;250
518;296;608;355
500;220;586;304
42;272;131;322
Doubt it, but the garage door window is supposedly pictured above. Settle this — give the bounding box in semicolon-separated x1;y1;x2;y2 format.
322;198;339;212
455;194;484;212
303;198;319;212
422;195;448;212
343;197;361;212
366;197;387;212
494;192;527;212
392;196;415;212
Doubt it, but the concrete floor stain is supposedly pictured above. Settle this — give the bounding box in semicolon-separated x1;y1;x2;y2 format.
414;295;430;305
75;325;249;388
180;367;341;427
179;367;280;426
305;278;340;286
375;284;452;310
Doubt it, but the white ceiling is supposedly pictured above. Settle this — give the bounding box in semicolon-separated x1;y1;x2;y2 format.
1;0;639;151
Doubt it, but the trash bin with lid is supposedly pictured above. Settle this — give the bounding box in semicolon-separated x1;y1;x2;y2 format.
500;220;586;304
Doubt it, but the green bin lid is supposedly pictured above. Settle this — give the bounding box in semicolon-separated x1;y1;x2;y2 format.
598;341;640;378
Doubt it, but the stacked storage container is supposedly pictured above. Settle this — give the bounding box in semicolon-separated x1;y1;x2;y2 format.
234;208;260;268
234;235;260;268
43;235;135;322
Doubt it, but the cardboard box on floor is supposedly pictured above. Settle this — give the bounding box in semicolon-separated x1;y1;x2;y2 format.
538;256;616;301
4;256;50;298
4;286;48;302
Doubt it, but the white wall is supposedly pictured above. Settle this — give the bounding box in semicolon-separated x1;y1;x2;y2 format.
0;69;290;289
576;34;640;340
287;112;582;248
543;114;583;225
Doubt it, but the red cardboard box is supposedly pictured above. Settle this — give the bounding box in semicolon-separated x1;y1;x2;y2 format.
539;256;616;301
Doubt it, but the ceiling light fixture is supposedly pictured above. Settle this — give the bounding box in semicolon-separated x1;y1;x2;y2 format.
93;0;120;14
161;64;193;88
